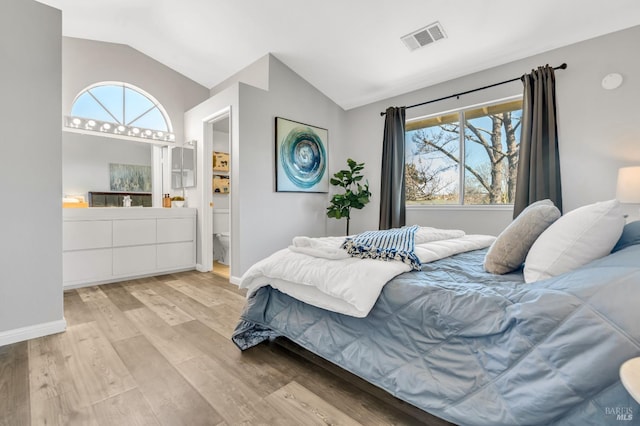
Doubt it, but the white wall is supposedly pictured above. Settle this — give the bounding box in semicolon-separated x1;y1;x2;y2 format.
235;56;348;275
63;131;152;197
184;85;239;274
63;37;210;140
185;54;348;278
552;26;640;216
62;37;210;204
209;55;270;98
0;0;65;344
344;25;640;235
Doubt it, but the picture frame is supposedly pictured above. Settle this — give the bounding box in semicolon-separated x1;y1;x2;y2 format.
275;117;328;192
109;163;152;192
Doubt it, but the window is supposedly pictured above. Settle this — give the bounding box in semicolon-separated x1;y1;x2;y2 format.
65;82;175;142
405;98;522;206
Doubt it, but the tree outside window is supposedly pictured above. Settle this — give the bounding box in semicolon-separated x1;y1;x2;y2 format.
405;99;522;205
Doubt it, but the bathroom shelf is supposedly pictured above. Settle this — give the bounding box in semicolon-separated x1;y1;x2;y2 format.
213;151;229;172
213;175;230;194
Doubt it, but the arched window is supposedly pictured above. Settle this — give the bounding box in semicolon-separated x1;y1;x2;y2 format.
65;82;175;142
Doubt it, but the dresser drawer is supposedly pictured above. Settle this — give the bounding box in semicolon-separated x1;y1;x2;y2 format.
63;220;112;250
157;242;195;269
113;219;156;247
63;249;112;283
113;245;156;276
157;218;194;243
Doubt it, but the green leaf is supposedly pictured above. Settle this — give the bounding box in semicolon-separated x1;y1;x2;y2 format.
327;158;371;221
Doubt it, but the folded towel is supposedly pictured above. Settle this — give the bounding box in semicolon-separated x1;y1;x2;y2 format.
342;225;421;270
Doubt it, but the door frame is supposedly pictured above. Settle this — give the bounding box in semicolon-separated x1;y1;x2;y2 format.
199;107;232;273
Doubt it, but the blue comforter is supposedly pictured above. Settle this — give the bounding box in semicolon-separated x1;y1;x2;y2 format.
233;245;640;425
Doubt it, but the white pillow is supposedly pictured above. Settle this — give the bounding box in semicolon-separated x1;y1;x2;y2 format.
523;199;625;283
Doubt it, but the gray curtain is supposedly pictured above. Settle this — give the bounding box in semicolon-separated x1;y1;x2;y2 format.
514;66;562;218
379;107;406;230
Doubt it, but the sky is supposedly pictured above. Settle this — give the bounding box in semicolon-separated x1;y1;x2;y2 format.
71;84;169;131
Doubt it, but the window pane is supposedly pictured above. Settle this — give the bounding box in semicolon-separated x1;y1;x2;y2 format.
128;107;168;132
463;106;522;204
405;99;522;207
124;88;155;125
70;92;116;123
89;85;124;123
67;81;174;141
405;122;460;205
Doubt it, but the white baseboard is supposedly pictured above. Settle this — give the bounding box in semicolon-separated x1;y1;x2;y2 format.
0;318;67;347
196;263;212;273
230;276;241;286
63;267;197;290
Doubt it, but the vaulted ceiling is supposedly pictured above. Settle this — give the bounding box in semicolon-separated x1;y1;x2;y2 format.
36;0;640;110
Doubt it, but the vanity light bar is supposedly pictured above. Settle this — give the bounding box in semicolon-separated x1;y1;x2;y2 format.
64;116;175;142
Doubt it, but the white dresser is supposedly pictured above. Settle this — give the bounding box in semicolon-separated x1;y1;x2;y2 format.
63;207;196;288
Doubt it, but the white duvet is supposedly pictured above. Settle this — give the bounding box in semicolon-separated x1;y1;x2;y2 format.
239;230;495;318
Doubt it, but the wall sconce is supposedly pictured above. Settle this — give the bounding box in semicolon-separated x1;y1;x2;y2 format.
617;166;640;218
64;115;175;143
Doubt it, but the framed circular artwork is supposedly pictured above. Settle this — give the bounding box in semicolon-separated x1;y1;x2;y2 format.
275;117;328;192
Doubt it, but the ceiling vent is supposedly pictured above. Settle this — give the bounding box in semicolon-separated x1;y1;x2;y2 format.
401;22;447;52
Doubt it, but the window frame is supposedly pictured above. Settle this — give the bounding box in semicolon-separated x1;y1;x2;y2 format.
405;95;523;209
64;81;175;145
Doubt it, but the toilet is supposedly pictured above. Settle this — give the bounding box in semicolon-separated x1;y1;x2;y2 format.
212;209;230;265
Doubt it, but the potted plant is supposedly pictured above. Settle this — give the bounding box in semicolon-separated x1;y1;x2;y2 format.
171;195;185;208
326;158;371;235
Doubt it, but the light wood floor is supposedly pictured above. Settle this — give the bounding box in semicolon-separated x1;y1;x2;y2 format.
212;261;230;279
0;271;452;425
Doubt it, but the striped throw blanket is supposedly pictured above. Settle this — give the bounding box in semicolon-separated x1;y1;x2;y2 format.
341;225;421;270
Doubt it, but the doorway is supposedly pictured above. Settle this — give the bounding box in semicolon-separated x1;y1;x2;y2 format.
206;111;231;279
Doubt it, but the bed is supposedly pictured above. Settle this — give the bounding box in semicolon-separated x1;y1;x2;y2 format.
232;215;640;425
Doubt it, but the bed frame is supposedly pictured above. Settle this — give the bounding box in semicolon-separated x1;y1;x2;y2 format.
273;337;454;425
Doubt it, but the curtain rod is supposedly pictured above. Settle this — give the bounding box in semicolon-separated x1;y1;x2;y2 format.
380;63;567;116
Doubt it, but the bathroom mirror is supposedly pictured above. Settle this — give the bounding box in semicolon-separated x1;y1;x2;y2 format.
171;141;197;189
